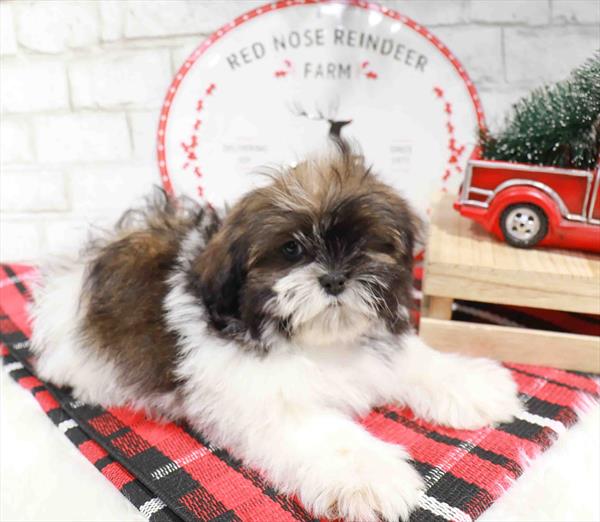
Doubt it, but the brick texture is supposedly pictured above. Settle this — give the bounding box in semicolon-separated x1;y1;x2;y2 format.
129;111;161;159
13;1;99;54
504;26;599;83
99;0;125;42
1;169;68;213
381;1;468;25
33;113;131;163
68;165;156;221
1;118;32;164
0;3;18;56
469;0;550;25
0;222;44;262
1;59;69;113
122;1;250;39
69;50;172;109
551;0;600;24
431;26;504;83
0;0;598;262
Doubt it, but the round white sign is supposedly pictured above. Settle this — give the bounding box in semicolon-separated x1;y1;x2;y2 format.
158;0;485;214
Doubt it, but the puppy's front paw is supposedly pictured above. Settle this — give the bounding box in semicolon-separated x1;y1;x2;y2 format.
408;356;523;430
302;442;424;522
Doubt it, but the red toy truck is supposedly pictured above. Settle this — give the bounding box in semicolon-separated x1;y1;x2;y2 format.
454;158;600;253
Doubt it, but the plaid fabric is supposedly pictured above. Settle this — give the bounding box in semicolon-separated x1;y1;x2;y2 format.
1;263;599;522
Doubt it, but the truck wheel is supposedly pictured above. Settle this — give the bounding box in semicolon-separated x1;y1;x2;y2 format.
500;203;548;248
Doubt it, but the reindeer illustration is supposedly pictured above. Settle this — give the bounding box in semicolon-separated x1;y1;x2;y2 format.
290;102;352;139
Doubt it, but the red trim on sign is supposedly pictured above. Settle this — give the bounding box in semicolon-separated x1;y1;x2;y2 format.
178;83;218;202
157;0;487;196
434;85;467;189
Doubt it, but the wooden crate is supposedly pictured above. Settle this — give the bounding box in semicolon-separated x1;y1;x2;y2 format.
420;193;600;373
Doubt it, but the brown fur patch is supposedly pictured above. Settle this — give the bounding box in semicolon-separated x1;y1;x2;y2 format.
81;189;219;395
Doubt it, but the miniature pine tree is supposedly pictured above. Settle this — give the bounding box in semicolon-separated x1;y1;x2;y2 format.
480;54;600;170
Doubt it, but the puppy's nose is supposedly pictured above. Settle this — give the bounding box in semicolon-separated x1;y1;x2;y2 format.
319;272;347;296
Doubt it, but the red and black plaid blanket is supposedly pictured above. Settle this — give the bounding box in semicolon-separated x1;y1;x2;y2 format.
1;263;599;522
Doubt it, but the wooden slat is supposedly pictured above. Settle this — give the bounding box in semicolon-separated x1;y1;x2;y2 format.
423;269;599;314
424;193;600;314
421;295;453;320
420;317;600;373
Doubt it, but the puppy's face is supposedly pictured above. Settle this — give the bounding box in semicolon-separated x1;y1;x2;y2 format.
191;147;420;350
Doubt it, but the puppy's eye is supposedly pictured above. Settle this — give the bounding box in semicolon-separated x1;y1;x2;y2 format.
281;240;303;261
381;241;396;254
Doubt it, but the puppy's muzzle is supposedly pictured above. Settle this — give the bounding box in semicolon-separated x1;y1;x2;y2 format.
319;271;347;296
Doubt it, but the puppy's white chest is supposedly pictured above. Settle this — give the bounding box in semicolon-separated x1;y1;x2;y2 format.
297;340;397;414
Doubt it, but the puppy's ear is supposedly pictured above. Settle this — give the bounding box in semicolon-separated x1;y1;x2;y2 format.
398;203;425;260
192;228;248;334
378;188;424;262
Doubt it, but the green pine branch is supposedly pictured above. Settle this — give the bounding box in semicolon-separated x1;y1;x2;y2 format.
480;53;600;170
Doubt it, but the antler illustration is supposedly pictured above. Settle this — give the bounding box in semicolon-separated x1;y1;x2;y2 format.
289;101;352;139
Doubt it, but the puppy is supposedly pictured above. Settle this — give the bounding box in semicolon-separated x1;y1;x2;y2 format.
30;142;522;522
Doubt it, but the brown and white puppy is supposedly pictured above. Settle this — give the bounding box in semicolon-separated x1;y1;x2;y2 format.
31;142;522;522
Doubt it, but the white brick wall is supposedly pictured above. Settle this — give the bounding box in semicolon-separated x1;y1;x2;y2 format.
13;1;100;54
505;26;599;83
1;0;598;262
33;113;131;163
1;169;68;213
68;49;172;109
121;1;253;38
1;118;32;163
469;0;550;25
0;2;18;56
1;59;69;113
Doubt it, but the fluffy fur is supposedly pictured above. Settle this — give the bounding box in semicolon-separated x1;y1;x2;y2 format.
30;143;522;522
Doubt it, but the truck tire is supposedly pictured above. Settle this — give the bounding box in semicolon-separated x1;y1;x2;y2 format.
500;203;548;248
